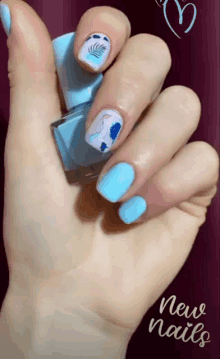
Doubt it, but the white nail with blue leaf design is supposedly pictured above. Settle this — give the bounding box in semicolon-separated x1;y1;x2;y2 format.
78;33;111;71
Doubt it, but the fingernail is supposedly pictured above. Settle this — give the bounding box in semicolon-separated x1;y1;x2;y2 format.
85;109;123;153
97;162;135;203
78;33;111;71
0;3;11;36
119;196;147;224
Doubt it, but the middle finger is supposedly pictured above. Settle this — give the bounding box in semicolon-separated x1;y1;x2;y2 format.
85;34;171;153
96;85;201;203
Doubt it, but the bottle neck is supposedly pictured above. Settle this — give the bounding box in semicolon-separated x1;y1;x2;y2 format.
67;100;93;115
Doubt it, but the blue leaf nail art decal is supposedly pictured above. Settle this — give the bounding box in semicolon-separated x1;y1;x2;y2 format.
79;33;111;70
88;43;107;58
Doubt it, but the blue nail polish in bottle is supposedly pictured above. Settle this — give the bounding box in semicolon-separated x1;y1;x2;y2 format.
51;32;112;183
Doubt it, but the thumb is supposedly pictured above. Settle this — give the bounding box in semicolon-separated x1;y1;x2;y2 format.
0;0;63;173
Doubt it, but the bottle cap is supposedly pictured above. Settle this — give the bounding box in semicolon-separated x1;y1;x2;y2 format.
52;32;103;111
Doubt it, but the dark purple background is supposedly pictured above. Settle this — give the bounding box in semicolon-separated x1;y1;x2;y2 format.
0;0;219;358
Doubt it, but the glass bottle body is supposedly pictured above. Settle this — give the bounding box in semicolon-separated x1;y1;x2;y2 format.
51;101;112;183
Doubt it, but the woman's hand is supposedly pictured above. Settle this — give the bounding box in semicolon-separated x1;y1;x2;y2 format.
1;0;219;344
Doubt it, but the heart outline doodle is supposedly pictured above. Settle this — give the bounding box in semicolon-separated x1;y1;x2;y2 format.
155;0;197;39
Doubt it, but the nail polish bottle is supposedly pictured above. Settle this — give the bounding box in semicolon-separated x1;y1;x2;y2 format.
50;32;112;183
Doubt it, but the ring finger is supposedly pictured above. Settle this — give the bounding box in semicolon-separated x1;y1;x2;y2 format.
96;85;201;212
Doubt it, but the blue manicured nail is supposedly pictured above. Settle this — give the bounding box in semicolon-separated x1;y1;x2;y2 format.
119;196;147;224
97;162;135;203
0;3;11;36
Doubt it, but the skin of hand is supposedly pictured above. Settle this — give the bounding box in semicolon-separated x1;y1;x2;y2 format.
1;0;219;350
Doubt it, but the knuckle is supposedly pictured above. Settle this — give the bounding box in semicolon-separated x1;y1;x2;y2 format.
149;36;171;64
164;85;201;113
162;85;201;130
120;34;171;82
8;70;16;90
157;178;177;204
192;142;220;176
137;34;171;68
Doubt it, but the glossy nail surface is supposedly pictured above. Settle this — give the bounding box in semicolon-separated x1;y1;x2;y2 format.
0;3;11;36
85;109;123;153
97;162;135;202
78;33;111;71
119;196;147;224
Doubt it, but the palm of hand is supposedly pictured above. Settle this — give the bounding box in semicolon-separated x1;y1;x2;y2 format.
3;129;206;332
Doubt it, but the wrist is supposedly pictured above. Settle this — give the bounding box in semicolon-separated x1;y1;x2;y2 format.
35;304;133;358
0;291;133;359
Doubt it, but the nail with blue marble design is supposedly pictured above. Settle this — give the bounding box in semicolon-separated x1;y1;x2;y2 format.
78;33;111;71
85;109;123;153
0;3;11;36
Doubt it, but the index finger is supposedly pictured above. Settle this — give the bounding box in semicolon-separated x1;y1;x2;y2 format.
73;6;131;72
